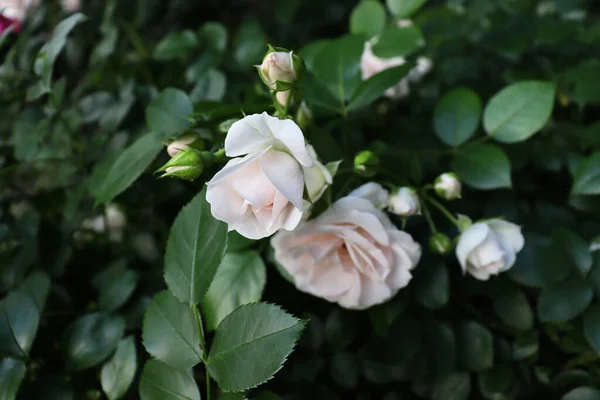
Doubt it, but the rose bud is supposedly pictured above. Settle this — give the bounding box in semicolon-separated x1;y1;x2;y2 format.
388;187;420;217
434;172;462;200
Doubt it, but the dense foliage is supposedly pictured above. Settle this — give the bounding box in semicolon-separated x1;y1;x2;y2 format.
3;0;600;399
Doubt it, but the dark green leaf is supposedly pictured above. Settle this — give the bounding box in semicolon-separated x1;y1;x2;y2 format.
164;189;228;305
207;303;305;392
153;30;199;60
538;277;593;323
451;143;512;189
551;228;592;276
101;336;137;400
432;371;471;400
372;26;425;58
330;352;359;389
12;110;43;161
572;153;600;195
424;320;456;379
562;387;600;400
350;1;387;38
139;360;200;400
459;321;494;372
493;285;534;331
347;64;412;111
146;88;194;137
583;304;600;354
414;261;449;309
90;134;163;205
202;251;266;331
141;291;202;369
477;364;514;400
565;61;600;105
325;308;358;350
200;22;228;51
63;313;125;371
483;81;556;143
434;87;482;146
93;261;140;312
0;358;26;400
233;19;266;69
386;0;428;17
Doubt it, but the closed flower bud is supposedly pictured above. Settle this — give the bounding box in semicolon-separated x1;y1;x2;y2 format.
256;46;304;91
354;150;380;178
434;172;461;200
166;133;204;157
296;102;313;130
156;148;203;180
429;232;452;255
388;187;420;217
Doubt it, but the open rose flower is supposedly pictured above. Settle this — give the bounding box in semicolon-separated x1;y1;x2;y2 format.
456;219;524;280
272;196;421;309
206;112;318;239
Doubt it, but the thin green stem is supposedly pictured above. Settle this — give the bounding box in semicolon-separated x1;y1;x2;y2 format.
421;200;437;233
192;304;211;400
283;88;294;117
206;368;211;400
271;91;285;117
426;196;460;228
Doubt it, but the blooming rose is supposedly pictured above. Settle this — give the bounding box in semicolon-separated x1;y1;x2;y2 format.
388;187;420;216
456;219;524;280
272;196;421;309
348;182;389;209
206;112;317;239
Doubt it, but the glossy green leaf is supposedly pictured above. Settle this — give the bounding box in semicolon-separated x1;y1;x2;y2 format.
93;261;140;312
493;285;534;331
572;153;600;195
153;30;199;60
347;64;412;111
101;336;137;400
0;358;26;400
451;143;512;189
164;189;228;305
432;371;471;400
350;1;386;38
584;305;600;354
233;19;266;69
207;303;306;392
459;321;494;372
424;320;456;379
483;81;555;143
562;387;600;400
414;261;449;309
551;228;592;276
91;134;163;205
141;291;202;369
63;313;125;371
203;251;266;331
434;87;482;146
200;22;228;51
146;88;194;137
372;26;425;58
139;360;200;400
538;277;593;323
386;0;428;17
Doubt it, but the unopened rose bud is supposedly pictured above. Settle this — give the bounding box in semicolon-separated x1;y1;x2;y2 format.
156;148;203;180
434;172;462;200
166;134;204;157
429;232;452;255
256;46;304;91
388;187;420;217
354;150;380;178
296;102;313;130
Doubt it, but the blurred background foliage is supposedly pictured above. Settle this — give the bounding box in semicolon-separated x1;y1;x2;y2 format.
3;0;600;399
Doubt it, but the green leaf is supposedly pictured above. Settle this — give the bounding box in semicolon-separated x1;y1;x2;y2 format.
233;19;266;69
146;88;194;138
0;271;51;358
483;81;556;143
200;22;228;51
451;143;512;189
414;261;449;309
303;74;344;115
350;1;387;38
492;285;534;331
90;134;163;205
386;0;428;17
101;336;137;400
203;251;266;331
434;87;482;146
432;371;471;400
0;358;26;400
207;303;306;392
584;304;600;354
141;291;202;369
562;387;600;400
153;30;199;60
347;64;412;111
372;26;425;58
164;189;228;305
12;110;43;161
139;360;200;400
564;61;600;105
538;277;594;323
459;321;494;372
551;228;593;276
190;69;227;102
477;364;514;400
424;320;456;379
63;313;125;371
330;352;359;389
93;261;140;312
572;153;600;195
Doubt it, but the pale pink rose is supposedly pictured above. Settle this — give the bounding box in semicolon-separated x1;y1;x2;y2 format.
167;134;199;157
348;182;389;209
272;196;421;309
258;51;296;89
206;112;316;239
0;0;36;22
61;0;80;12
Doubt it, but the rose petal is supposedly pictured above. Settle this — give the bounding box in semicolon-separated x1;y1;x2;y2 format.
455;223;491;271
259;150;305;210
224;113;273;157
486;219;525;253
267;117;314;167
208;147;271;184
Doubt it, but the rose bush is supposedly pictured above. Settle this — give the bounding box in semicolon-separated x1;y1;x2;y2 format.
2;0;600;399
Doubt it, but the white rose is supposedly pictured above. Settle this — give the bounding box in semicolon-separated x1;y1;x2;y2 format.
303;145;338;203
348;182;389;209
258;51;297;89
272;196;421;310
388;187;420;216
206;112;316;239
434;172;461;200
456;219;525;280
